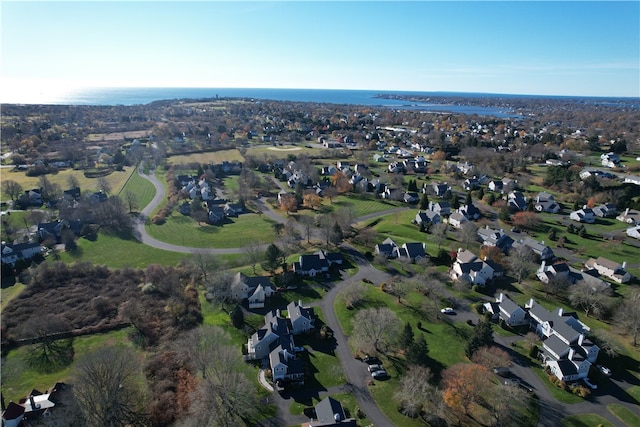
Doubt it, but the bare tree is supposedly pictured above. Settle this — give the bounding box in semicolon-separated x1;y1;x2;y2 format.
94;196;133;233
176;326;258;427
351;307;402;353
123;189;139;213
431;222;448;250
341;282;367;309
459;221;478;250
614;288;640;346
73;346;148;427
242;242;263;275
2;179;23;201
96;176;112;195
66;174;80;190
569;280;613;319
487;383;529;427
188;253;221;284
507;244;536;283
470;345;512;369
298;214;315;244
394;365;437;419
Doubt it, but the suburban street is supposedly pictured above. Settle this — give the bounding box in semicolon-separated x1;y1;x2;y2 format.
133;169;639;427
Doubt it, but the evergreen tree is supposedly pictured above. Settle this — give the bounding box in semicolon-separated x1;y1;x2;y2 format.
406;334;429;366
477;187;485;201
400;322;415;349
230;305;244;328
419;221;426;233
465;192;472;207
485;192;496;206
465;319;494;358
419;193;429;210
548;228;558;241
408;179;418;192
451;195;461;210
262;243;284;275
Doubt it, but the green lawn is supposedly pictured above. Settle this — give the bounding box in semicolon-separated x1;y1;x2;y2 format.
1;328;136;403
59;231;190;268
562;414;615;427
1;282;26;310
330;194;404;218
146;211;277;248
119;169;156;211
608;403;640;427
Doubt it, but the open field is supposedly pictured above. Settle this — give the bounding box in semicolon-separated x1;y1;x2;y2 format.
608;403;640;427
1;328;136;403
0;166;134;202
146;211;277;248
167;148;245;165
562;414;615;427
119;168;156;210
86;130;152;142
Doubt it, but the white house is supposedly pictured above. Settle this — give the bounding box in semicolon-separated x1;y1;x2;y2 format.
569;207;596;223
1;242;43;266
483;293;528;327
584;257;632;284
450;248;495;286
448;211;468;229
617;208;640;224
626;225;640;239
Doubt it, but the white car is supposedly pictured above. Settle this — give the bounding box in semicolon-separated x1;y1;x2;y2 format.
367;364;382;373
440;307;455;314
597;365;612;376
371;369;388;379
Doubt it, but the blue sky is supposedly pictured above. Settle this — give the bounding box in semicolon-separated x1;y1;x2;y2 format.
1;1;639;97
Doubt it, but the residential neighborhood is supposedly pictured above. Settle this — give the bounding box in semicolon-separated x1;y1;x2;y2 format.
1;92;639;427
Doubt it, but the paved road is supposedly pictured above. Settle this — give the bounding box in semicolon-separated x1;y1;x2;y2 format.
134;170;639;426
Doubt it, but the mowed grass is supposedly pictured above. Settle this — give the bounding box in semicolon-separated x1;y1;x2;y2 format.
2;327;136;403
561;414;615;427
119;169;156;211
167;149;245;165
146;211;277;248
1;282;26;310
330;195;404;218
0;166;134;202
59;232;188;268
608;403;640;427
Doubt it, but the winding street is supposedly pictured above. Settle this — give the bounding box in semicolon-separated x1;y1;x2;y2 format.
133;170;638;427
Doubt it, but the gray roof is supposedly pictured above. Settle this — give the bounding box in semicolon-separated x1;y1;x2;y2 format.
499;295;524;316
314;397;357;426
543;334;570;358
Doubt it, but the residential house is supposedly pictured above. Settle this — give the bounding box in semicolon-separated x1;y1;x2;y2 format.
488;179;504;193
287;300;316;334
569;207;596;223
507;191;527;211
592;203;617;218
231;273;275;308
403;192;420;204
513;238;554;261
293;254;330;277
601;152;620;168
1;242;43;266
463;177;480;191
247;311;293;360
62;187;81;201
584;257;632;284
448;211;468;229
457;203;481;220
269;346;304;383
534;192;561;214
428;201;451;217
450;248;496;286
624;175;640;186
526;300;598;382
2;402;25;427
626;225;640;239
415;210;441;226
207;207;225;224
536;261;574;285
223;202;244;217
304;396;357;427
397;242;427;262
483;293;528;327
430;182;451;197
616;208;640;225
456;161;474;175
374;238;399;258
477;225;514;253
381;186;403;201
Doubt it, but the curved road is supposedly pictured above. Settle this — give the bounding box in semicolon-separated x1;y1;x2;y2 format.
135;170;397;426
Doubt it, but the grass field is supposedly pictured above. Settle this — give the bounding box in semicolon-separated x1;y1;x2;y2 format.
1;282;26;310
167;149;245;165
2;327;136;403
59;232;190;268
0;166;134;202
119;169;156;211
562;414;615;427
146;210;277;248
608;403;640;427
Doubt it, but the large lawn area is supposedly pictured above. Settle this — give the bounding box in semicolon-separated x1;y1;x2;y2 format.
167;149;245;165
0;166;134;202
119;169;156;211
146;211;277;248
1;328;136;403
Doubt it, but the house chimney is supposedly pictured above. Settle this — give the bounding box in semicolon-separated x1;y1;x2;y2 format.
498;293;504;302
568;347;575;360
298;299;302;307
557;307;563;317
622;261;627;270
29;395;39;410
578;334;584;346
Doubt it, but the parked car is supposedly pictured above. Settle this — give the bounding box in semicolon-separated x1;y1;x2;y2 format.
368;364;382;373
440;307;455;315
597;365;612;376
493;367;510;377
363;355;381;365
504;378;521;387
371;369;388;380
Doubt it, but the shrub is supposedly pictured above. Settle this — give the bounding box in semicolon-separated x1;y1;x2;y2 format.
529;344;539;359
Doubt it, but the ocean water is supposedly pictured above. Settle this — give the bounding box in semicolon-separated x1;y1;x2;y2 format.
3;86;637;117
